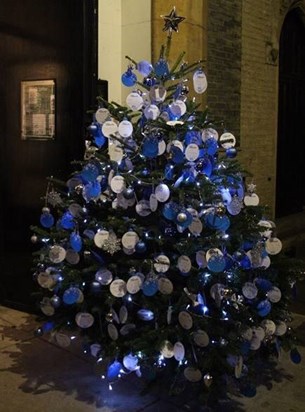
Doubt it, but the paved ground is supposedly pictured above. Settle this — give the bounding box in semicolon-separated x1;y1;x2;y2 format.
0;294;305;412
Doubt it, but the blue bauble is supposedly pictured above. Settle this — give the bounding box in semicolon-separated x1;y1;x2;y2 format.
226;148;237;158
63;287;81;305
197;156;213;177
107;360;123;380
171;146;184;164
255;278;272;292
205;212;228;230
154;58;169;76
87;123;98;135
240;383;257;398
240;254;251;269
143;76;157;87
70;232;82;252
81;163;100;182
42;321;54;333
94;134;106;148
142;137;159;158
290;348;302;364
185;130;201;145
163;202;178;221
175;210;193;228
207;255;226;273
206;138;218;155
137;60;153;76
142;279;158;296
164;163;174;180
60;211;75;230
257;299;271;317
40;212;54;228
135;240;147;253
121;68;137;87
83;181;101;200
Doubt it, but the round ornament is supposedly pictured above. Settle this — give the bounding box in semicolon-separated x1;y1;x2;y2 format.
207;255;226;273
155;183;170;202
54;332;70;348
252;326;265;341
142;279;158;296
94;230;109;248
193;69;207;94
242;282;258;300
102;120;118;138
123;354;139;371
65;249;80;265
267;286;281;303
227;197;242;215
184;367;202;382
244;193;260;206
63;287;82;305
95;108;110;124
122;231;139;249
257;299;272;317
202;128;218;142
126;275;142;294
121;68;137;87
95;268;113;285
219;132;236;149
137;308;154;321
174;342;185;362
90;343;102;357
158;277;173;294
75;312;94;328
49;245;66;264
169;100;186;118
258;220;273;238
206;248;223;262
40;212;54;228
70;232;82;252
188;217;203;236
149;193;158;212
261;319;276;336
107;323;119;341
37;272;56;289
154;58;169;76
265;238;282;255
178;311;193;330
275;321;287;336
241;327;253;341
168;139;184;152
109;279;127;297
137;60;153;76
177;255;192;274
160;340;174;358
210;283;225;300
144;104;160;120
154;254;170;273
118;120;133;138
126;91;144;111
185;143;199;161
110;175;126;194
193;330;209;347
135;200;151;216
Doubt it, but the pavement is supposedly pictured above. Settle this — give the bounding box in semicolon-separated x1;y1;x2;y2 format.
0;298;305;412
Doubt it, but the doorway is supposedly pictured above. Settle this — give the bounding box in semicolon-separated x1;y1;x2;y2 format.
276;8;305;217
0;0;97;310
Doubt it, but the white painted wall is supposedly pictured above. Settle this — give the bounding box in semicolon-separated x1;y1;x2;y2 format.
98;0;151;104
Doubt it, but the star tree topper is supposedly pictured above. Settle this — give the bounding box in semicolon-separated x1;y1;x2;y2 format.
162;7;185;36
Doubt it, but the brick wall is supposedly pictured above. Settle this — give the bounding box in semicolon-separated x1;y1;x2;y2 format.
207;0;242;140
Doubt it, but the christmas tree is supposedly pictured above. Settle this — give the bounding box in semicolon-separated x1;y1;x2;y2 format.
31;8;302;405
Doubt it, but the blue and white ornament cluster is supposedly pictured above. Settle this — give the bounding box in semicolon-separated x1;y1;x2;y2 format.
33;51;301;397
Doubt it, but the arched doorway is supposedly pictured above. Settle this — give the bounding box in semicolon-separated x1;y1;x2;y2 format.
276;8;305;217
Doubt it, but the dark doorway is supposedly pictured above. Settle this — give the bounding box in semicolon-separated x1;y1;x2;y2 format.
276;8;305;217
0;0;98;311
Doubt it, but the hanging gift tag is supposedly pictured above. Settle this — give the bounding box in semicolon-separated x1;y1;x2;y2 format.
154;254;170;273
188;217;203;236
95;108;110;124
219;132;236;149
102;120;118;137
110;175;126;193
95;268;113;285
193;69;207;94
265;238;282;255
244;193;260;206
242;282;258;300
184;367;202;382
160;340;174;358
202;128;218;142
193;330;210;347
94;230;109;248
185;143;200;161
178;311;193;330
49;245;66;263
108;323;119;340
135;200;151;216
109;279;127;297
155;183;170;202
158;277;173;294
75;312;94;328
177;255;192;274
174;342;185;362
122;231;139;249
267;286;282;303
127;275;142;294
149;85;167;103
118;120;133;138
149;193;158;212
119;306;128;324
65;249;80;265
144;104;160;120
126;91;144;111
